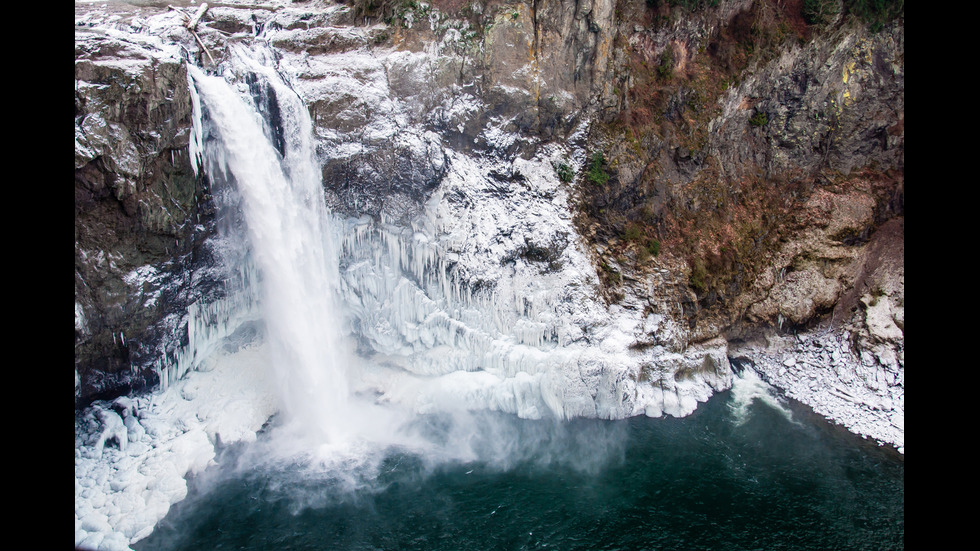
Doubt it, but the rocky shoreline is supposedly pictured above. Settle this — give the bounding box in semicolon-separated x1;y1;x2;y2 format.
732;328;903;453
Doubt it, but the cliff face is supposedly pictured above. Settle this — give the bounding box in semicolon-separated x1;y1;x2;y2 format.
75;16;212;404
74;0;903;447
569;0;904;446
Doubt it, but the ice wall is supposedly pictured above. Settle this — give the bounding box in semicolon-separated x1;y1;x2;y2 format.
331;146;733;422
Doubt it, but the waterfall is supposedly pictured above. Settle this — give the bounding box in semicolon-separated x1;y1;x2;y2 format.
188;47;350;445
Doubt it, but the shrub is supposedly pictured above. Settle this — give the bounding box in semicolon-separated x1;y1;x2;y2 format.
845;0;904;32
587;151;610;186
623;223;644;242
646;239;661;257
637;237;661;262
555;162;574;183
656;47;674;81
599;261;621;283
749;111;769;127
689;257;708;292
647;0;720;10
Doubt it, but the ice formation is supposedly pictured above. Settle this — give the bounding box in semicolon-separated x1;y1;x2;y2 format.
75;343;280;550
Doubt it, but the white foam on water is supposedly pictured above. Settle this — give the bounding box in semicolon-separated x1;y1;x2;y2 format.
729;368;796;426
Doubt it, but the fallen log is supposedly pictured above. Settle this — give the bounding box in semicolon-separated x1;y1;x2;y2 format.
167;3;215;66
186;3;209;31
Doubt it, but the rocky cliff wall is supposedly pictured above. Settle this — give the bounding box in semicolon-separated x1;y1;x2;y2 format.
569;0;903;447
74;0;903;449
75;13;212;405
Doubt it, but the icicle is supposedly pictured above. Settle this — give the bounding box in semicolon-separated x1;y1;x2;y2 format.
187;68;204;177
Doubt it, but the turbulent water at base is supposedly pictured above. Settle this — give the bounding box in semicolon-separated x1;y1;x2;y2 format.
134;385;904;551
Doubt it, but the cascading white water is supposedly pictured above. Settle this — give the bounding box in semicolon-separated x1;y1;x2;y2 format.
188;47;350;445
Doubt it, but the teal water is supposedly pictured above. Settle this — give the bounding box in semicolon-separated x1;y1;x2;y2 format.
135;387;903;550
